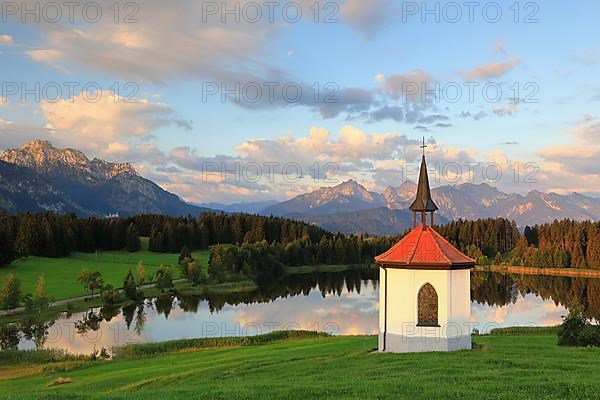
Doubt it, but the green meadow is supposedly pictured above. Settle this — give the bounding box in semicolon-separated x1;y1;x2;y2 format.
0;331;598;399
0;248;210;302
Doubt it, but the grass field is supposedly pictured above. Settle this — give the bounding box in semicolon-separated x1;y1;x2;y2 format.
0;249;210;302
0;332;599;399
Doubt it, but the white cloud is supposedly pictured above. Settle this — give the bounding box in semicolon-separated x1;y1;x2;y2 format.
493;101;519;117
493;39;506;55
163;127;546;202
539;115;600;194
16;0;408;123
340;0;391;38
233;125;413;165
465;56;521;80
21;0;382;84
572;50;598;66
22;1;280;84
0;35;12;45
26;49;63;64
572;116;600;140
39;91;182;157
380;69;431;101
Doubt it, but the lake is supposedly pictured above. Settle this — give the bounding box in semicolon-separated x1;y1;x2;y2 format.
4;269;600;354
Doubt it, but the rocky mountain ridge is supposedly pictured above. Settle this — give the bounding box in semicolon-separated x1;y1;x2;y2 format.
0;140;208;217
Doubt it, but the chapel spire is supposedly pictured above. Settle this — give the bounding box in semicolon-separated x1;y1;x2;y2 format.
409;138;438;227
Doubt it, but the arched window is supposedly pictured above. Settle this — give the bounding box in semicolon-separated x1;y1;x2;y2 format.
417;283;439;326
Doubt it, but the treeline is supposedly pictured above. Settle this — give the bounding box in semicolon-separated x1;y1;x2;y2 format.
0;213;141;265
133;213;330;253
3;211;600;270
0;212;333;266
514;220;600;269
208;236;397;283
438;218;600;269
436;218;520;261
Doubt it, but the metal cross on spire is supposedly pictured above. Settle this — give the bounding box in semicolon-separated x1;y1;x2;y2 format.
420;137;427;157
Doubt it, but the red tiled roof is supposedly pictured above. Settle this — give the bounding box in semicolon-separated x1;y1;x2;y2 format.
375;224;475;267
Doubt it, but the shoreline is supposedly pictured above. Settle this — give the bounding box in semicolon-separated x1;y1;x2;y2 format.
474;265;600;278
3;263;598;322
0;279;258;323
0;264;371;322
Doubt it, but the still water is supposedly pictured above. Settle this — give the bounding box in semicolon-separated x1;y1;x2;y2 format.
5;270;599;354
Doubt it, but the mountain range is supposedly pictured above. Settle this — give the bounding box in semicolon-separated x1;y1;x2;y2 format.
199;200;278;214
261;179;600;234
2;140;600;235
0;140;209;216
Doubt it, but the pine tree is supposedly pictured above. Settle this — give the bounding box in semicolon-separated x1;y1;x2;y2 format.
40;217;56;257
586;226;600;269
80;225;96;253
126;223;141;252
164;223;177;253
136;261;147;286
178;245;192;264
0;215;15;266
14;225;30;258
123;268;138;300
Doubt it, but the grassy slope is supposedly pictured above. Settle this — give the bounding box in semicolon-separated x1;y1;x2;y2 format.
0;250;209;301
1;334;599;400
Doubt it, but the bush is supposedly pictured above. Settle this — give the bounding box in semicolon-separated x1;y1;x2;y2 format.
557;306;600;347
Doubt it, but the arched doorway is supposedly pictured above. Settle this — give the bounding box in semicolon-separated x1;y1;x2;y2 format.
417;283;439;326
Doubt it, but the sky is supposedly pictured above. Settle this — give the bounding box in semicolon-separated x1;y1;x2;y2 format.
0;0;599;204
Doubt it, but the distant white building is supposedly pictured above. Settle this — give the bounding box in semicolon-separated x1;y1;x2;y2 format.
375;154;475;353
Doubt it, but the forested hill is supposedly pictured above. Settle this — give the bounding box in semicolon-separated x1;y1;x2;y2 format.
1;211;599;270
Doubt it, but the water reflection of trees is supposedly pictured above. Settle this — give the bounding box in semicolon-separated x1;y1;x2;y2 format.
0;324;20;349
471;272;600;320
0;301;150;350
75;310;102;334
4;269;600;350
0;269;378;350
122;302;148;334
0;318;55;350
201;268;379;313
21;319;55;349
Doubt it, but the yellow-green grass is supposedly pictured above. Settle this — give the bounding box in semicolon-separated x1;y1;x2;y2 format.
0;250;209;302
0;333;599;399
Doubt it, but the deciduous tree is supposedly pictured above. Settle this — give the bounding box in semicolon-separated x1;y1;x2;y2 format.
77;269;104;297
0;273;21;311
